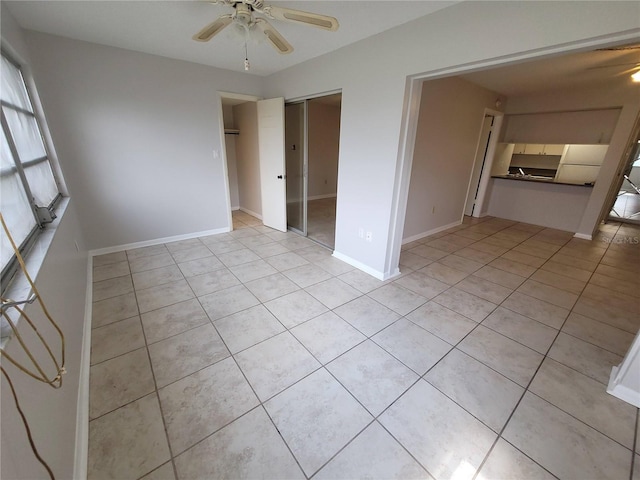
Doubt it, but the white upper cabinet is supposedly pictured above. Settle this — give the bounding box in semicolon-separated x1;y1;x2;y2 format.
542;144;566;156
501;108;621;144
511;144;566;155
554;144;609;184
524;144;545;155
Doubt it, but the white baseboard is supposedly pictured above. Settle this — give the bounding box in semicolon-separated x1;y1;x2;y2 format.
606;331;640;408
573;232;593;241
402;220;461;245
89;227;231;256
73;254;93;480
231;206;240;211
238;207;262;220
607;366;640;408
308;194;337;201
383;266;402;281
332;251;387;280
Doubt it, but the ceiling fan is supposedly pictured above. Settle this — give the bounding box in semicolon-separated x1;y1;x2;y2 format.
193;0;339;67
589;44;640;81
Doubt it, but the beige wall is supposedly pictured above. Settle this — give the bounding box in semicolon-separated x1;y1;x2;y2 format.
403;77;501;241
233;102;261;217
308;101;340;199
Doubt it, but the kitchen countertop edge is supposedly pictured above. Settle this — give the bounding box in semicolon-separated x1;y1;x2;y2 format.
491;175;595;188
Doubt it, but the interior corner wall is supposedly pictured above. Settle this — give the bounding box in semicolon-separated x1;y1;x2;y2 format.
402;77;500;240
308;101;340;199
233;102;262;217
23;31;263;250
1;6;89;479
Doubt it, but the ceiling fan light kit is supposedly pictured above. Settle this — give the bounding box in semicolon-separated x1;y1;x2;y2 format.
193;0;339;70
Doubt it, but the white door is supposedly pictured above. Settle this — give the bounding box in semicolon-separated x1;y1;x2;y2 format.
257;97;287;232
464;115;494;216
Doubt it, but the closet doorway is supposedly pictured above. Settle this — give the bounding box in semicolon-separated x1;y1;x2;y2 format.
285;93;341;249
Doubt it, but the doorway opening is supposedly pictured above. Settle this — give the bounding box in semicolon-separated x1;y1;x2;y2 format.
220;94;262;229
607;135;640;225
285;93;341;249
220;93;288;232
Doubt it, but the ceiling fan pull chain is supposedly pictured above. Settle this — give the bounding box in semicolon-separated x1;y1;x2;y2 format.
244;32;250;71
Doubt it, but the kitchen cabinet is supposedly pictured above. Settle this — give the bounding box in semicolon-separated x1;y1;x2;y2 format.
554;144;608;184
559;144;608;166
501;108;621;145
521;144;565;155
542;144;565;155
495;143;608;185
491;143;515;175
524;144;545;155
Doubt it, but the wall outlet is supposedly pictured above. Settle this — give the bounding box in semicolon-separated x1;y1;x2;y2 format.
366;231;372;242
358;228;364;239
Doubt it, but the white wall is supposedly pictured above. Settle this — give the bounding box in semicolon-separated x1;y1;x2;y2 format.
263;1;640;278
234;102;262;217
403;77;500;240
24;31;263;250
1;7;90;479
308;101;340;199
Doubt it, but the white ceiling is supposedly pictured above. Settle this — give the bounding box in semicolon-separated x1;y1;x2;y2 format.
461;43;640;97
5;0;457;76
6;1;639;93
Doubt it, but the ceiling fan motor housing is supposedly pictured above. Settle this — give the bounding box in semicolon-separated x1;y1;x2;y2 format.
234;3;253;27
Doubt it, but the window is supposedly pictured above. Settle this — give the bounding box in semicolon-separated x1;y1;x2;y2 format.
1;52;61;289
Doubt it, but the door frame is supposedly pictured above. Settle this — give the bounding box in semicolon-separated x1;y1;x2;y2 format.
218;91;262;231
284;89;342;245
464;113;494;217
603;114;640;225
385;34;638;278
464;108;504;219
284;100;309;236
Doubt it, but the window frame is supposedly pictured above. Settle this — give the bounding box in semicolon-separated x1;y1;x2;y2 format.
1;50;62;292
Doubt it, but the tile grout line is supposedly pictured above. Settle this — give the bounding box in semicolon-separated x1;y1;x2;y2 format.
473;221;636;478
126;251;181;480
89;217;638;479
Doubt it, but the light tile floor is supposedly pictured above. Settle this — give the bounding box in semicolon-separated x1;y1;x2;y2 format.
307;197;336;249
88;211;640;480
610;192;640;224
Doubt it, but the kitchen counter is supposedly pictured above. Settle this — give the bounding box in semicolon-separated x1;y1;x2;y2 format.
491;175;594;188
486;176;594;231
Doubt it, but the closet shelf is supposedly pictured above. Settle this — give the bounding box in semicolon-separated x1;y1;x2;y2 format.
224;129;240;135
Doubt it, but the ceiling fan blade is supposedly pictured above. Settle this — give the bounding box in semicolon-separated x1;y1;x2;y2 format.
262;5;338;31
586;61;640;70
193;14;233;42
255;18;293;54
617;65;640;76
